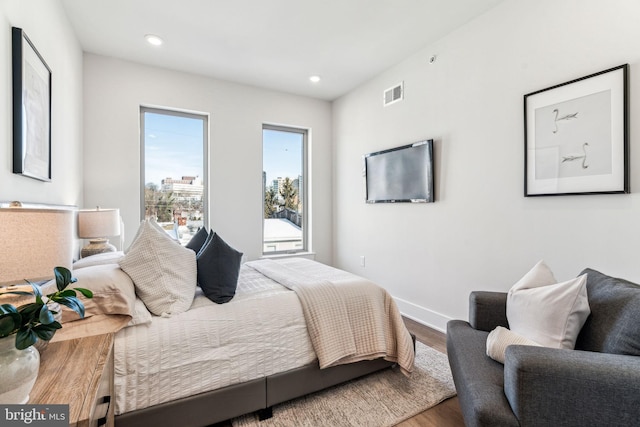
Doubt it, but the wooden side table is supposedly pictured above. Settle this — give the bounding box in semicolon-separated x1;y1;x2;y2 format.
29;333;115;427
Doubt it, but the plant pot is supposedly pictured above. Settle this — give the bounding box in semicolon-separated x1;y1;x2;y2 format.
0;335;40;404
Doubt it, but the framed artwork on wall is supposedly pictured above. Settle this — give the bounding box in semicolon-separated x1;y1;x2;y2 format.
524;64;628;196
12;27;52;182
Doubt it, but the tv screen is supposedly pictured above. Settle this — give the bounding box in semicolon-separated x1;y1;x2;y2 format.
364;139;434;203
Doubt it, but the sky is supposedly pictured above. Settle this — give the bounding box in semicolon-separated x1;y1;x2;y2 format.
143;112;302;188
144;111;204;187
263;128;303;186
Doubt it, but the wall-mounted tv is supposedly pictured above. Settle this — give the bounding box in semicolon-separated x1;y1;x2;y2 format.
364;139;434;203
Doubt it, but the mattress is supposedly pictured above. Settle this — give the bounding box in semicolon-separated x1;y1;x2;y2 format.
114;261;316;414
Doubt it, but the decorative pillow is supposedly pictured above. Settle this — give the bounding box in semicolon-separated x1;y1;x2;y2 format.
575;268;640;355
507;261;590;349
61;263;136;323
486;326;541;364
125;220;145;253
196;233;243;304
149;219;180;243
125;219;178;253
119;220;197;316
73;251;125;269
186;227;209;253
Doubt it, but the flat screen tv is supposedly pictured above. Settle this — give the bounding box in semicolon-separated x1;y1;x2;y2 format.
364;139;434;203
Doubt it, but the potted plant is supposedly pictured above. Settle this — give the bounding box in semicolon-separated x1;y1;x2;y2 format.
0;266;93;404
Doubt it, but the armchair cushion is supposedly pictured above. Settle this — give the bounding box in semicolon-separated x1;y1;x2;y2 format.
576;268;640;355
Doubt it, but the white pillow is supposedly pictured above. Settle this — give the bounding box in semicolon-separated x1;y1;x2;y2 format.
486;326;541;364
119;220;197;317
73;251;125;269
507;260;590;349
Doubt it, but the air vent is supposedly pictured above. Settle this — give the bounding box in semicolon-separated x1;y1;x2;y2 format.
383;82;403;106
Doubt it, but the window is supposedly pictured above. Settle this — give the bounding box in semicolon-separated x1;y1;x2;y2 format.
140;107;208;244
262;125;307;254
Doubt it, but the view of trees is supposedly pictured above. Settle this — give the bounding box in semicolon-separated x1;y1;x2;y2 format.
264;188;278;218
263;177;299;219
145;183;175;222
280;177;298;210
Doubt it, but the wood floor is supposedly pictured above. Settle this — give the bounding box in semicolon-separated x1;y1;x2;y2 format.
397;317;465;427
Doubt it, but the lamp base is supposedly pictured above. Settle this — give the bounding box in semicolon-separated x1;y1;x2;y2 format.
80;238;117;258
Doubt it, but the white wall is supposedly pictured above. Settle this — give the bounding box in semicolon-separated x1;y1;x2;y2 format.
83;55;333;263
0;0;83;206
333;0;640;331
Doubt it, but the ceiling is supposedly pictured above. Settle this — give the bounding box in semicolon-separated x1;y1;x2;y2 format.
61;0;503;101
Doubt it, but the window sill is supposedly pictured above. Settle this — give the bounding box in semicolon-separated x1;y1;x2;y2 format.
260;251;316;261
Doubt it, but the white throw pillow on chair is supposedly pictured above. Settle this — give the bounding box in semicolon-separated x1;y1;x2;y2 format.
506;260;590;349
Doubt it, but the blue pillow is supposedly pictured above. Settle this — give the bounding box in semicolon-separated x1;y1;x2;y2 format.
185;227;209;253
196;233;242;304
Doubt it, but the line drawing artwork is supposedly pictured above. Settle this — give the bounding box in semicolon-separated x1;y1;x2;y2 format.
561;142;589;169
533;89;611;180
552;108;579;133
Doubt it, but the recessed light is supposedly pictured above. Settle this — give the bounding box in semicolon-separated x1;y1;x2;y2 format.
145;34;163;46
309;75;321;83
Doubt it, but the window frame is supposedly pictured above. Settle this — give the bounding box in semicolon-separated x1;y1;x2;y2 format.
262;123;309;255
139;106;209;230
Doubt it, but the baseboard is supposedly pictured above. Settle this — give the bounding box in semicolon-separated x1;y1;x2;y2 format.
394;297;451;333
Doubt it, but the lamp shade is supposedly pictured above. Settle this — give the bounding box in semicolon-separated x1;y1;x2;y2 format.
0;208;74;286
77;208;121;239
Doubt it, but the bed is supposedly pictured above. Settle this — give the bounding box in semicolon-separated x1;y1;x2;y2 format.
69;235;414;427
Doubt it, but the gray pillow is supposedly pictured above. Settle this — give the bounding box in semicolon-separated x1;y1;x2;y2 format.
575;268;640;355
196;233;242;304
185;227;209;253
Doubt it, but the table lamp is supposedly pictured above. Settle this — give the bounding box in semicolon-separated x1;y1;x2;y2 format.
77;207;121;258
0;206;74;286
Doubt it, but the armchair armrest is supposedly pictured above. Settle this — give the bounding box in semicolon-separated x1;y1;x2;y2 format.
468;291;508;332
504;345;640;426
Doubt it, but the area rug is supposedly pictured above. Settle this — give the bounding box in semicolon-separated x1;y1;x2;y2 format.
232;342;456;427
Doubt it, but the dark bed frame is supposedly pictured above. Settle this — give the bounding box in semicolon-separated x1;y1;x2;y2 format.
115;357;394;427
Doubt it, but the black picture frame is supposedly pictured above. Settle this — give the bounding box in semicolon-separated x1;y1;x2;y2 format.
12;27;52;182
524;64;629;196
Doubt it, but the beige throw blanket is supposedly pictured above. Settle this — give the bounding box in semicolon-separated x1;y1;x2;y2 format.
246;259;415;375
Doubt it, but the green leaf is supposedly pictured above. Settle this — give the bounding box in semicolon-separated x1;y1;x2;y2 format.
27;281;43;299
18;302;43;319
0;304;19;316
33;322;61;341
38;305;55;325
16;328;37;350
54;289;77;298
57;296;85;318
54;266;75;292
0;314;20;337
74;287;94;298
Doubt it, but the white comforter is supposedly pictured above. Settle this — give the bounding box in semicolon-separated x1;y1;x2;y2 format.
114;260;316;414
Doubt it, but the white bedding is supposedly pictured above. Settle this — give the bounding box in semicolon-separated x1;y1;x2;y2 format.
114;260;316;414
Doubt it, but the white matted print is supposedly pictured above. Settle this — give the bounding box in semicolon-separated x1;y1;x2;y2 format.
524;65;628;196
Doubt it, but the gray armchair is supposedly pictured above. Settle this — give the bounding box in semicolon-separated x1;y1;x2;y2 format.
446;269;640;427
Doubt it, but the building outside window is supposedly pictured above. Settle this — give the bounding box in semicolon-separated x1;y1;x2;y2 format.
140;107;208;244
263;125;307;254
